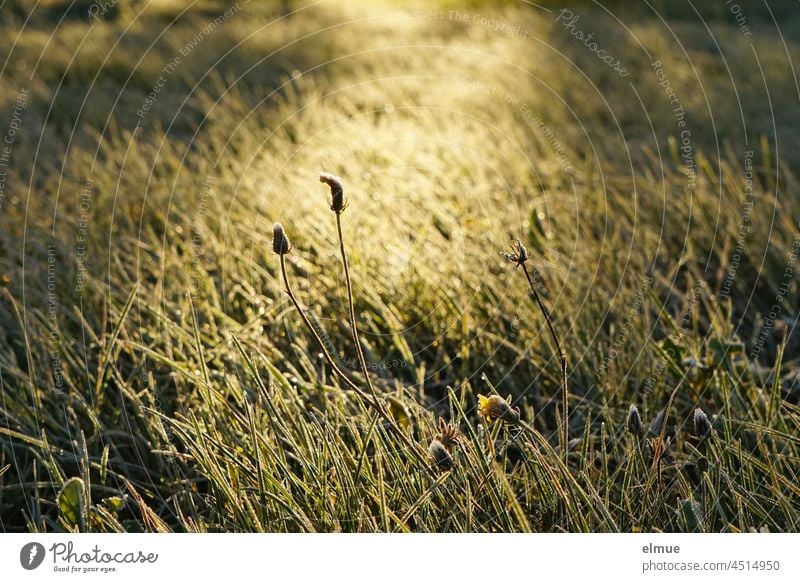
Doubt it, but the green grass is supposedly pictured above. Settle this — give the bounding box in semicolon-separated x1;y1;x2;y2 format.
0;0;799;532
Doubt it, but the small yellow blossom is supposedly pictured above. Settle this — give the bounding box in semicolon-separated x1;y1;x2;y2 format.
478;394;520;424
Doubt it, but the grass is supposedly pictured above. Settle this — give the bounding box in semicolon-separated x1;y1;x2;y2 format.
0;0;799;532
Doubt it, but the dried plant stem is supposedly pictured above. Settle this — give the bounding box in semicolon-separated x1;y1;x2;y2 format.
652;381;682;492
519;261;569;465
335;213;378;402
278;254;432;472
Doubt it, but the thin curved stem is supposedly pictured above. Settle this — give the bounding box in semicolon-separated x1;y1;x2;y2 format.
279;253;432;472
335;213;378;401
520;262;569;465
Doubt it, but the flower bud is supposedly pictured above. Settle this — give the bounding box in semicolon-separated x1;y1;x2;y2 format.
272;222;291;255
627;404;642;436
320;172;346;213
478;394;520;424
428;439;454;472
693;408;712;438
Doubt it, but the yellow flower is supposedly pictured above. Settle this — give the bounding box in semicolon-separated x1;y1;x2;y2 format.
478;394;520;424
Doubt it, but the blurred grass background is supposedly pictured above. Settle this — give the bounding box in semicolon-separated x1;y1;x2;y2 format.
0;0;798;531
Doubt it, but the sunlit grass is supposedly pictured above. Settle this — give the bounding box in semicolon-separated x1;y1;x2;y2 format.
0;0;798;532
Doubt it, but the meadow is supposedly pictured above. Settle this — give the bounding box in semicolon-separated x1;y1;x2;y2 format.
0;0;799;532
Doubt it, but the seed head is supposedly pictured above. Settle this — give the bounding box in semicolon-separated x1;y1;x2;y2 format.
478;394;520;424
272;222;291;255
693;408;712;438
499;239;528;268
647;435;673;465
437;417;460;451
319;172;347;213
627;404;643;436
428;439;454;472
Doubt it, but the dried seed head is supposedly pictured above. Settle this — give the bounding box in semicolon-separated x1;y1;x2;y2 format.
647;435;673;465
428;439;454;472
499;239;528;268
319;172;347;213
693;408;712;438
272;223;291;255
437;417;460;451
627;404;643;436
478;394;520;424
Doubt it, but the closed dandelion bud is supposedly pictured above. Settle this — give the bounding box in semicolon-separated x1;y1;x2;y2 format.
272;222;291;255
428;439;454;472
648;408;666;437
693;408;712;438
319;172;346;213
627;404;642;436
478;394;520;424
